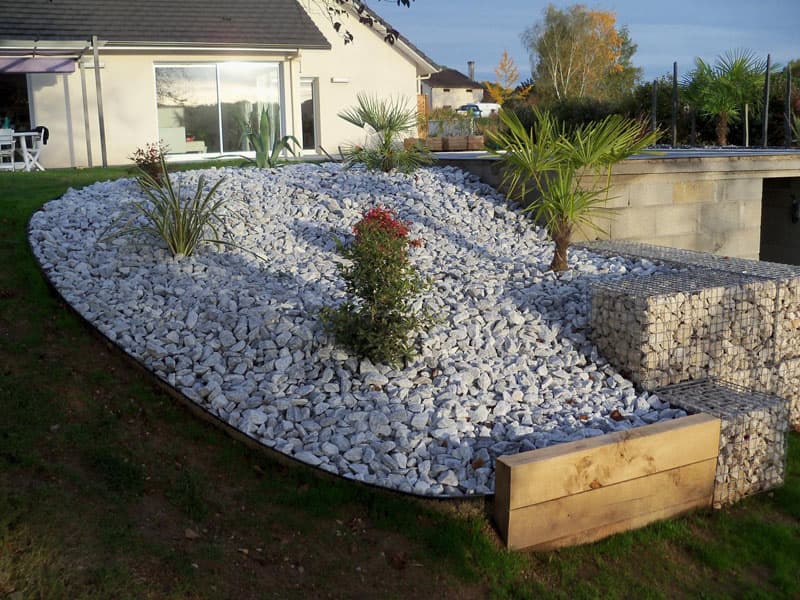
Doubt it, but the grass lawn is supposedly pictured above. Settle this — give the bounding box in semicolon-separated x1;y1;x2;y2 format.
1;165;798;599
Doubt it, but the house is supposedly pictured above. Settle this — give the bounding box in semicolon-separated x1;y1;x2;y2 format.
421;68;484;111
0;0;438;168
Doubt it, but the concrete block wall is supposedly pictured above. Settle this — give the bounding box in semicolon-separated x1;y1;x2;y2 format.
437;153;800;261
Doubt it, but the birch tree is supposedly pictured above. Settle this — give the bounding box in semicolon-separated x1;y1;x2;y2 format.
522;4;640;102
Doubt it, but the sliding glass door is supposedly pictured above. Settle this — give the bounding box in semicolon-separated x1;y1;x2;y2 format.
154;62;281;155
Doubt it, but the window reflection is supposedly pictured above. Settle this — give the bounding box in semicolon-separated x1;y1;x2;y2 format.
219;63;281;153
155;66;219;154
155;62;282;155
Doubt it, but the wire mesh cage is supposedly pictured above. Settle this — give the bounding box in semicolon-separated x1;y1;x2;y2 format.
590;268;775;389
586;242;800;425
656;379;789;507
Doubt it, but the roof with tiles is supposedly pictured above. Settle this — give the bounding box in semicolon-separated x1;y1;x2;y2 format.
426;68;482;89
0;0;331;49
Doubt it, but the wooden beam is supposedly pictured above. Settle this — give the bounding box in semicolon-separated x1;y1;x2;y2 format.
498;413;720;509
503;459;716;549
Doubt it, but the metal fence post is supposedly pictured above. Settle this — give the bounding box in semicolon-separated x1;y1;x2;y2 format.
672;62;678;148
785;64;793;148
762;54;771;148
651;79;658;136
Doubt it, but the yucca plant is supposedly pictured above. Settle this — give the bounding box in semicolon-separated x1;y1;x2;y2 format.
104;154;229;257
489;108;658;271
338;94;434;173
242;105;299;168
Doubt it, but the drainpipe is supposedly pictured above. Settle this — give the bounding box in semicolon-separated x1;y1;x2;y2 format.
416;72;432;95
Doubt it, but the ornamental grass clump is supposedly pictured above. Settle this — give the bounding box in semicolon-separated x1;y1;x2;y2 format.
322;206;430;365
104;154;229;258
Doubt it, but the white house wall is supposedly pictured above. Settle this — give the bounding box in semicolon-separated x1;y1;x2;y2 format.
422;84;484;110
26;6;425;168
30;51;294;168
297;4;420;153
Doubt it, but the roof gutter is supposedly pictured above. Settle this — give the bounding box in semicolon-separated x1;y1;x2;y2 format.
0;39;100;56
102;42;310;55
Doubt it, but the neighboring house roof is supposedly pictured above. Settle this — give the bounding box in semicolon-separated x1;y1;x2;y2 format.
427;68;482;89
0;0;331;49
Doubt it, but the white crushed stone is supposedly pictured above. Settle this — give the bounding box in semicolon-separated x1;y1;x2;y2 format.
28;162;685;496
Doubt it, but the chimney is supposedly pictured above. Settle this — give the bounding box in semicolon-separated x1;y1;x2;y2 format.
467;61;475;81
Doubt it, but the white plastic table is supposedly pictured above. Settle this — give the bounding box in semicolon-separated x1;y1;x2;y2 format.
12;131;45;171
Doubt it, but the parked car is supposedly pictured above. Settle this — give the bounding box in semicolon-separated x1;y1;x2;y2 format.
456;103;501;118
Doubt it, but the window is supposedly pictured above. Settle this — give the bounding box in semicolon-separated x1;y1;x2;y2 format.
299;77;318;151
443;88;451;92
466;89;473;92
0;74;31;130
154;62;281;155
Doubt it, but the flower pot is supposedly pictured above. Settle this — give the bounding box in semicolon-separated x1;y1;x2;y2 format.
443;136;468;151
466;135;485;151
424;137;444;152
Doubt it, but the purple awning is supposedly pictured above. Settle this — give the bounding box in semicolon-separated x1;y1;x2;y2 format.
0;57;75;74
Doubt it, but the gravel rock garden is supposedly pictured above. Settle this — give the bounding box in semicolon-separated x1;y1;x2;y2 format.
28;162;687;496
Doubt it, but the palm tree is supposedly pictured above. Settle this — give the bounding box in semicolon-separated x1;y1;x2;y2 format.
682;49;769;146
338;94;432;173
489;108;658;272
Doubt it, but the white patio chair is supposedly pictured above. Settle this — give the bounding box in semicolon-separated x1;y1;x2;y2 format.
0;129;15;171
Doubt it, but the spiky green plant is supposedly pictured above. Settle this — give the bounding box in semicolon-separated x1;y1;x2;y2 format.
682;49;769;146
489;108;658;271
241;105;299;168
103;155;229;257
338;94;434;173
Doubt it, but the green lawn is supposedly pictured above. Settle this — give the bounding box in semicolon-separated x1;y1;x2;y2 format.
1;165;798;599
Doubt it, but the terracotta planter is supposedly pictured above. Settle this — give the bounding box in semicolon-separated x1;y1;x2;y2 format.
424;137;444;152
466;135;485;151
443;136;468;151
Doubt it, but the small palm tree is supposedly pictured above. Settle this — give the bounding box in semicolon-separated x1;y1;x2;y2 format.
490;108;658;272
338;94;433;173
682;49;768;146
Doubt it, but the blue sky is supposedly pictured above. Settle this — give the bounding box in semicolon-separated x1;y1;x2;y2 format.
369;0;800;83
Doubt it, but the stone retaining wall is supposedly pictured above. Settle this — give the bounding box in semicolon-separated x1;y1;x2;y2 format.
584;241;800;427
656;380;788;507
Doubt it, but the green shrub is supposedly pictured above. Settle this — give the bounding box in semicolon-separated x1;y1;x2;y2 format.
104;154;229;257
321;206;430;365
339;94;434;173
